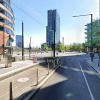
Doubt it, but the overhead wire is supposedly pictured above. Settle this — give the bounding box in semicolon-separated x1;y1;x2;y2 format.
10;1;46;28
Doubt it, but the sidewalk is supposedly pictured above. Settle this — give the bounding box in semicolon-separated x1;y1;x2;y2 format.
0;58;59;100
87;59;100;74
0;59;44;81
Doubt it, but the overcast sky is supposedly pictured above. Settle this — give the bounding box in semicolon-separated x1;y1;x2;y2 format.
11;0;99;47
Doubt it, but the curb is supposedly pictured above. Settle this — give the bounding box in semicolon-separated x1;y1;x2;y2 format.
24;65;60;100
86;61;99;74
0;62;43;81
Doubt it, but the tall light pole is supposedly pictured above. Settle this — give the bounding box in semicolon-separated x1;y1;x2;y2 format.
2;24;5;58
53;19;55;57
29;37;32;58
22;21;24;60
73;14;93;62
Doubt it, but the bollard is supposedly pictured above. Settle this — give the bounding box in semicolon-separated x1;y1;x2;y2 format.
37;69;39;85
48;63;49;74
10;82;13;100
53;60;55;68
57;59;58;65
42;57;43;62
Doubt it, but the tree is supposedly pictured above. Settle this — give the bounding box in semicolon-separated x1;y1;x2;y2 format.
48;48;52;51
32;47;40;52
82;43;87;52
43;45;48;51
59;43;65;51
77;43;83;52
65;45;70;51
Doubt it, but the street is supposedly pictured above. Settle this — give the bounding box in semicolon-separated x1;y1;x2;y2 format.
30;53;100;100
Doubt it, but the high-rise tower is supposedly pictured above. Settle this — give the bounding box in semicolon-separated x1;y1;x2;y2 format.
99;0;100;18
0;0;15;54
46;9;60;48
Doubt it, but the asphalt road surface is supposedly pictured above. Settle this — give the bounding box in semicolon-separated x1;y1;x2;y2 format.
30;53;100;100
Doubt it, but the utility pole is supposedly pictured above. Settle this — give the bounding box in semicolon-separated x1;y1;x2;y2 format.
90;14;93;62
29;37;31;59
53;19;55;57
73;14;93;62
3;24;5;58
22;21;24;60
98;20;100;66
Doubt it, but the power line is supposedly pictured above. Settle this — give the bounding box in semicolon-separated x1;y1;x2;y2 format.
10;1;46;28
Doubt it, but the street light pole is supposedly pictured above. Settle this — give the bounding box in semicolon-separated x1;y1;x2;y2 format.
29;37;32;59
3;24;5;58
73;14;93;62
22;21;24;60
90;14;93;62
54;19;55;57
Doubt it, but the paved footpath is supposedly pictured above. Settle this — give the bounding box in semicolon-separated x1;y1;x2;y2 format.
0;59;55;100
0;59;44;81
86;53;100;74
87;59;100;74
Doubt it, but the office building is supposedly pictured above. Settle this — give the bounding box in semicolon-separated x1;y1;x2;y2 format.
62;37;64;44
16;35;22;48
85;19;100;51
46;9;60;48
0;0;15;54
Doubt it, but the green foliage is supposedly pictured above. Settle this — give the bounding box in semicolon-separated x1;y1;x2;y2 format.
32;47;40;52
65;45;70;51
43;45;48;51
55;47;59;51
68;43;85;52
48;48;52;51
59;44;65;51
46;57;55;59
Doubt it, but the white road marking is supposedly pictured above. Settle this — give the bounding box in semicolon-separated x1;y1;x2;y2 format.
78;61;95;100
17;78;29;82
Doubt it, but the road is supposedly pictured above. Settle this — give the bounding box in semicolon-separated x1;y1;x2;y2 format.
30;53;100;100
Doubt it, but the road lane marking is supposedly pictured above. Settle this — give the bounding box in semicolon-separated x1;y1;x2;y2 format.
78;61;95;100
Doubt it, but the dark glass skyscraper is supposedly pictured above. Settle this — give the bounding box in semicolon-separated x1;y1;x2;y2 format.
16;35;22;48
46;10;60;48
0;0;14;54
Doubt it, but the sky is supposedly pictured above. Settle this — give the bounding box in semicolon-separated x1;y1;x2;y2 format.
11;0;99;47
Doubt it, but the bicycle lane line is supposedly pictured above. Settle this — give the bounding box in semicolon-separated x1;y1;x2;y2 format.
78;61;95;100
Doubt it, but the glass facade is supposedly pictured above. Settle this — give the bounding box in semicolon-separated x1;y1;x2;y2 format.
16;35;22;48
85;19;100;47
0;0;14;47
46;10;60;48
